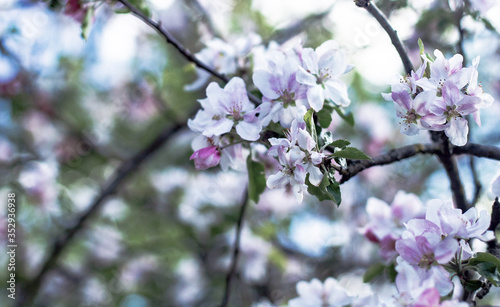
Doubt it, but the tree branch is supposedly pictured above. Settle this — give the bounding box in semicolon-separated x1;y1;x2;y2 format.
452;143;500;161
430;131;468;212
354;0;413;75
115;0;261;105
487;197;500;256
17;122;186;306
220;188;249;307
339;143;439;184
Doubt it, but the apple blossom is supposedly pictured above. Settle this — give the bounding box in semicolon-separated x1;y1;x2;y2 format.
423;80;481;146
466;56;494;126
415;50;470;94
395;219;459;268
425;199;494;241
361;191;425;260
190;146;220;170
390;90;434;136
394;260;453;306
188;77;262;141
253;50;309;128
296;40;353;111
382;59;427;100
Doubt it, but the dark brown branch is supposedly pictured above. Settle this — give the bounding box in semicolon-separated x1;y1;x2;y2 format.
452;143;500;161
115;0;261;105
431;131;468;212
220;189;249;307
469;155;482;207
339;143;439;184
487;198;500;256
354;0;413;75
17;122;185;306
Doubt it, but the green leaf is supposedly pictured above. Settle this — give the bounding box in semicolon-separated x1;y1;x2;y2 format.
467;252;500;286
305;172;341;206
304;108;316;136
81;6;94;41
363;263;386;283
468;252;500;267
331;147;371;160
332;106;354;126
464;280;483;292
327;139;351;149
317;108;333;128
481;18;497;32
247;156;266;203
418;38;425;56
326;182;341;206
386;263;398;282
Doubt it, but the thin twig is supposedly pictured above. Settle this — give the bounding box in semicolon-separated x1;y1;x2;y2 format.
339;143;439;183
220;189;249;307
268;7;333;44
115;0;261;105
17;122;186;306
354;0;413;75
183;0;221;38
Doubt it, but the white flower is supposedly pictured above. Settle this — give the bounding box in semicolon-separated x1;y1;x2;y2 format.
188;77;262;141
296;40;352;111
288;277;353;307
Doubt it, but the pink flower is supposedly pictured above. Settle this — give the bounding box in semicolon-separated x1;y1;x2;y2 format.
253;50;309;128
396;219;459;268
395;260;453;305
390;90;433;136
423;80;481;146
190;146;220;170
361;191;425;260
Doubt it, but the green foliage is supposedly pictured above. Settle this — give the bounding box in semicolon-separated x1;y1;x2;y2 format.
247;156;267;203
305;170;341;206
317;104;333;129
363;263;386;283
467;252;500;286
332;105;355;126
331;147;371;160
81;6;94;40
304;108;318;144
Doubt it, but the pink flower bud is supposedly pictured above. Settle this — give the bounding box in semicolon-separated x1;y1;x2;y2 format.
190;146;220;170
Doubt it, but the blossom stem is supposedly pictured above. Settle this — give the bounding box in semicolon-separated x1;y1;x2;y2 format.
220;188;249;307
354;0;413;75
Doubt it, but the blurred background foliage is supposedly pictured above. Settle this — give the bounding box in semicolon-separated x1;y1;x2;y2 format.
1;0;500;306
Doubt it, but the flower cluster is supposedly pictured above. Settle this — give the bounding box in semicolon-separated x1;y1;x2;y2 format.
188;40;353;203
384;50;493;146
362;192;494;305
266;118;325;203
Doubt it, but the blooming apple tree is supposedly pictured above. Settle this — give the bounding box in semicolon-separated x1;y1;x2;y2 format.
3;0;500;306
